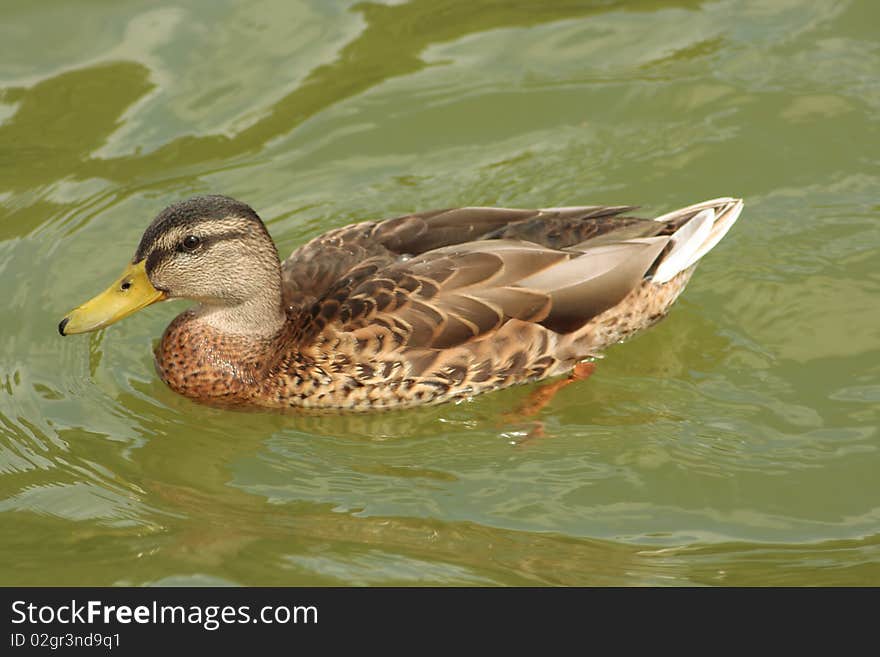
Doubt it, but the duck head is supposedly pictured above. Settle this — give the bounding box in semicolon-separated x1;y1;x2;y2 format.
59;195;285;338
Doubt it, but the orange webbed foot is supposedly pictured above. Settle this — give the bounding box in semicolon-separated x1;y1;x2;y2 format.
499;361;597;444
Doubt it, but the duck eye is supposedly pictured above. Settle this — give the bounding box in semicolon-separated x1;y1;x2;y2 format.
181;235;201;252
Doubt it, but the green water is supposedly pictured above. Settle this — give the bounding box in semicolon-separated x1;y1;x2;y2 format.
1;0;878;586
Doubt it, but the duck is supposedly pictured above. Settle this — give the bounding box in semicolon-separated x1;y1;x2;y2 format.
59;195;742;411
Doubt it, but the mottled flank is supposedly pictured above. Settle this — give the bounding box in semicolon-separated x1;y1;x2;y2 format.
148;197;742;411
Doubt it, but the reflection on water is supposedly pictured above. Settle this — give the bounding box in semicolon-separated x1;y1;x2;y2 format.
1;0;879;585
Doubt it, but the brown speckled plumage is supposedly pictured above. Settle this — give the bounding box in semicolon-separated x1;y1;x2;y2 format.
141;196;743;411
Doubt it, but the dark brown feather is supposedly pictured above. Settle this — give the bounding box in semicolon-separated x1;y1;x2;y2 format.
281;205;659;310
282;206;679;349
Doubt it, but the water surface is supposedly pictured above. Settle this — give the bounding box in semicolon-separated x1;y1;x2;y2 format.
1;0;879;585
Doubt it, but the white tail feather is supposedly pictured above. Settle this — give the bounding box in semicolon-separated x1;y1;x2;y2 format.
651;198;743;284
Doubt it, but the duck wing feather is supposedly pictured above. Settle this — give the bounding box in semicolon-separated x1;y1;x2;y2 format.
288;222;671;350
280;204;667;310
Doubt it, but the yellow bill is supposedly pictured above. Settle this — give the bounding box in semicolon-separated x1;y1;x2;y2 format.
59;261;166;335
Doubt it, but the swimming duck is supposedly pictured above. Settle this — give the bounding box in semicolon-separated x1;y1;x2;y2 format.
59;196;742;411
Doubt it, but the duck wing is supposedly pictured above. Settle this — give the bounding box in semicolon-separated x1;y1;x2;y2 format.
291;231;671;351
280;204;664;310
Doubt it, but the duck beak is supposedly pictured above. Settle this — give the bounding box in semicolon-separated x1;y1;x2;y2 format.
59;260;166;336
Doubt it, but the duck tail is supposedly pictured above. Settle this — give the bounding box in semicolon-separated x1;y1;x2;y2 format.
650;197;743;284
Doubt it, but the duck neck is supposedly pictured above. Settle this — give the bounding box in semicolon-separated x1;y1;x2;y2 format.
156;302;290;407
194;294;286;339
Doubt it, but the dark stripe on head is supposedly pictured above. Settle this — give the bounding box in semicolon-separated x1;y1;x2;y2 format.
134;195;264;263
143;230;252;275
145;248;171;276
193;230;250;252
